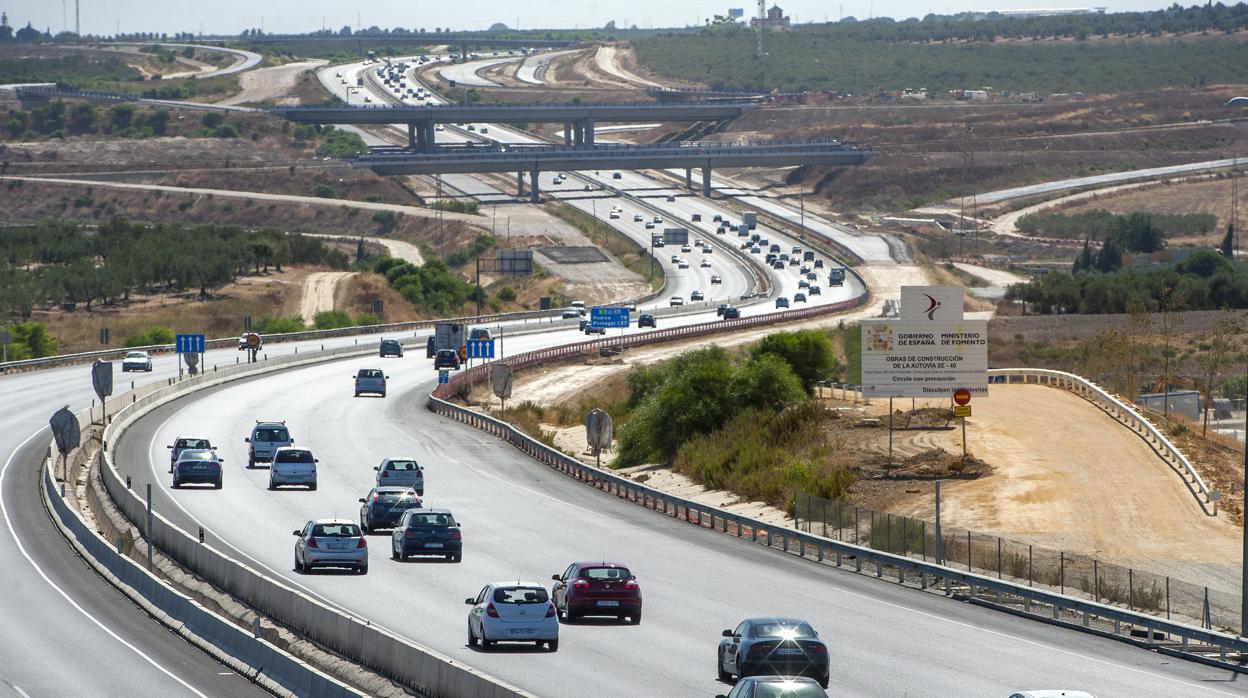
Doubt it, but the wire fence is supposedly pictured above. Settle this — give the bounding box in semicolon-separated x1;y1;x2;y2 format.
794;492;1240;633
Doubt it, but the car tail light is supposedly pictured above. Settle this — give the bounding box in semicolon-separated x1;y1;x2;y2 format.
372;493;380;502
449;529;461;541
486;604;499;618
381;470;389;478
404;529;417;539
749;642;777;655
572;579;590;590
306;537;318;549
811;644;827;654
625;579;639;589
356;537;367;549
545;603;556;618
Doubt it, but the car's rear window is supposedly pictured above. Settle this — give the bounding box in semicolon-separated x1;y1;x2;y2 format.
406;512;455;527
255;428;289;442
386;460;420;471
358;369;383;378
752;622;817;638
178;439;210;449
312;524;360;538
381;340;399;347
581;566;631;581
178;451;215;462
494;587;549;604
126;352;146;358
754;680;826;698
275;450;313;463
375;492;418;504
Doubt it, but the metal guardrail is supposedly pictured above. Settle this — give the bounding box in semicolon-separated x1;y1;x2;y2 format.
274;100;760;112
428;343;1248;673
360;137;860;159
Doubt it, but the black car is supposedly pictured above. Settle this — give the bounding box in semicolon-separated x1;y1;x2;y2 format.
434;349;461;370
638;314;656;328
380;339;404;358
391;508;462;562
722;306;741;319
172;450;224;489
426;336;436;358
717;303;729;316
584;326;606;335
359;486;422;533
690;290;705;301
718;618;829;688
692;213;702;222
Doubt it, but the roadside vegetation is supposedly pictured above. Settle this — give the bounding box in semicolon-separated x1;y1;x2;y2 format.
633;5;1248;93
0;218;348;320
371;256;483;316
546;203;665;291
1018;210;1217;241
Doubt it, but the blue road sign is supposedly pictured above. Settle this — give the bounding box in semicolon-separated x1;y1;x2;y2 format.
175;333;206;354
590;307;630;329
438;369;449;384
466;338;495;359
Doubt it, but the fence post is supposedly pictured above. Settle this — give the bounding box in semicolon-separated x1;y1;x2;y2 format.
966;531;972;572
921;521;926;561
1128;568;1134;611
1166;577;1171;620
1094;559;1099;602
1060;551;1065;594
1029;545;1034;588
997;537;1002;579
1204;587;1211;629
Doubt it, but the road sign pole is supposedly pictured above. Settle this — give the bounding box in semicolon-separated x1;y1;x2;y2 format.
887;397;894;467
935;479;944;564
961;416;967;464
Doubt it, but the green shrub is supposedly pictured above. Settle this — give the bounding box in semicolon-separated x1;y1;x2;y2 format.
123;326;175;347
253;315;307;333
497;286;516;302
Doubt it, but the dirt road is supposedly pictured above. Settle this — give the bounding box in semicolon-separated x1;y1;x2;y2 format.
593;46;666;89
218;60;328;106
299;271;354;323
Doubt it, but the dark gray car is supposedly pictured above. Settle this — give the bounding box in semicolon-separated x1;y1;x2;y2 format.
358;486;423;533
718;618;829;688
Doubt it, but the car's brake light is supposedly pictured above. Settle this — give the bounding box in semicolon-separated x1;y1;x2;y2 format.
306;537;318;549
625;579;639;589
486;604;499;618
356;537;367;549
811;644;827;654
450;529;461;541
749;642;777;654
545;603;556;618
372;493;380;502
572;579;590;590
404;529;417;538
381;470;389;478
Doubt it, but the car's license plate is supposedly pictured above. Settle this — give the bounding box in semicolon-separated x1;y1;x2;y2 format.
509;628;534;635
330;543;349;550
775;648;802;655
425;543;443;548
596;600;620;607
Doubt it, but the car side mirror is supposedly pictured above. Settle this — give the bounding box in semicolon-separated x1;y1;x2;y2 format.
314;459;320;463
464;598;475;605
166;445;173;449
358;498;366;503
386;376;390;379
244;438;250;443
551;574;560;580
721;629;734;637
373;466;379;470
292;530;301;536
218;457;224;462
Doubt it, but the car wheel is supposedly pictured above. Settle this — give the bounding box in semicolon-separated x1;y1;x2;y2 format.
481;635;494;651
547;639;559;652
819;675;830;689
444;554;454;561
358;565;368;575
381;392;386;398
171;479;180;489
267;479;275;491
360;520;369;535
717;650;731;682
564;609;577;624
630;610;642;625
214;478;222;490
309;483;317;491
294;553;304;572
468;622;478;647
247;458;254;469
451;553;462;563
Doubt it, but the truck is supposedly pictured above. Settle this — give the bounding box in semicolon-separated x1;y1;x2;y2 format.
356;76;364;87
743;212;758;230
828;268;846;287
737;223;750;237
433;323;466;359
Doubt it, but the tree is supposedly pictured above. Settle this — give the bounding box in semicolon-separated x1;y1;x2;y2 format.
1073;237;1094;273
1196;313;1241;437
750;329;838;393
1124;299;1153;400
1221;223;1235;258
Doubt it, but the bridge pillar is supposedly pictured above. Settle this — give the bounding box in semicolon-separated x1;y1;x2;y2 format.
685;167;692;190
564;123;572;146
516;171;524;197
529;169;541;203
572;122;584;147
422;122;436;153
407;123;418;151
702;165;712;197
584;119;595;146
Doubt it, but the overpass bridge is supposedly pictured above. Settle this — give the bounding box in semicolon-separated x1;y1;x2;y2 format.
355;139;877;201
272;101;760;151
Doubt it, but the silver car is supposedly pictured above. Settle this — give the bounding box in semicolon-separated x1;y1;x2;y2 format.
121;351;153;372
375;458;424;495
293;519;367;574
466;582;558;651
269;447;318;490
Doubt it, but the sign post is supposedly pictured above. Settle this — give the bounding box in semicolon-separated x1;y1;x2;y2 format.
0;329;9;363
490;363;513;412
585;409;614;469
91;360;113;425
175;333;205;378
953;388;971;464
49;406;80;483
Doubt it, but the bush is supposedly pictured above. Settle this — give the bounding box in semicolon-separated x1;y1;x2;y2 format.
497;286;516;302
751;330;838;394
211;123;239;138
201;112;224;128
2;322;59;360
312;183;339;198
316;129;367;158
123;326;175;347
252;315;307;333
313;309;354;329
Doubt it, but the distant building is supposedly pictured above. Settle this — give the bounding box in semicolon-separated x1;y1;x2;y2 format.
997;7;1107;17
751;4;792;29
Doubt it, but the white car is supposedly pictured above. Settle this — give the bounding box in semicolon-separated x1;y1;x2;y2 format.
670;296;685;306
700;259;712;268
711;275;722;284
268;446;318;491
1007;693;1097;698
374;457;424;494
121;350;153;372
465;582;558;651
678;261;690;269
294;519;367;574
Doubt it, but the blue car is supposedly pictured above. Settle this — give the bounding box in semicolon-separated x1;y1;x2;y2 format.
392;508;462;562
172;449;223;489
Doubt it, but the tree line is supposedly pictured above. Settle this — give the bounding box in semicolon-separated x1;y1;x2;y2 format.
1019;210;1216;240
0;218;348;320
2;102;244;140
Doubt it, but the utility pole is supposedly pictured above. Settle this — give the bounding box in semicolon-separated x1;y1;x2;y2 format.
755;0;766;58
74;0;79;38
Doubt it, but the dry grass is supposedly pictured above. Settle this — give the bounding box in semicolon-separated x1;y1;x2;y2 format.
1047;174;1248;241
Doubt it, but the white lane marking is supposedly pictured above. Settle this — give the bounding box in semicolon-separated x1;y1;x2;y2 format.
0;427;208;697
10;684;32;698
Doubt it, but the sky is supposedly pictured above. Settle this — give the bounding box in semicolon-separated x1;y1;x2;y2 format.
4;0;1191;36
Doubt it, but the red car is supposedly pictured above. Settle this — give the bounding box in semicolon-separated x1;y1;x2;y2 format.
551;561;642;624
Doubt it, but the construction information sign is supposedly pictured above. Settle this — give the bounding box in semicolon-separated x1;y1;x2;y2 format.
860;319;989;398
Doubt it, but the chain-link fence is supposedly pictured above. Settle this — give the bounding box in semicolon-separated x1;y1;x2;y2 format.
794;492;1240;632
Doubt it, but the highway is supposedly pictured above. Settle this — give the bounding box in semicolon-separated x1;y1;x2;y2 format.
972;156;1239;205
438;53;526;88
516;50;578;86
114;326;1248;697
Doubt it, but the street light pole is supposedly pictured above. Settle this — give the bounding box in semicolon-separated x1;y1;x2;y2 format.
1242;350;1248;636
